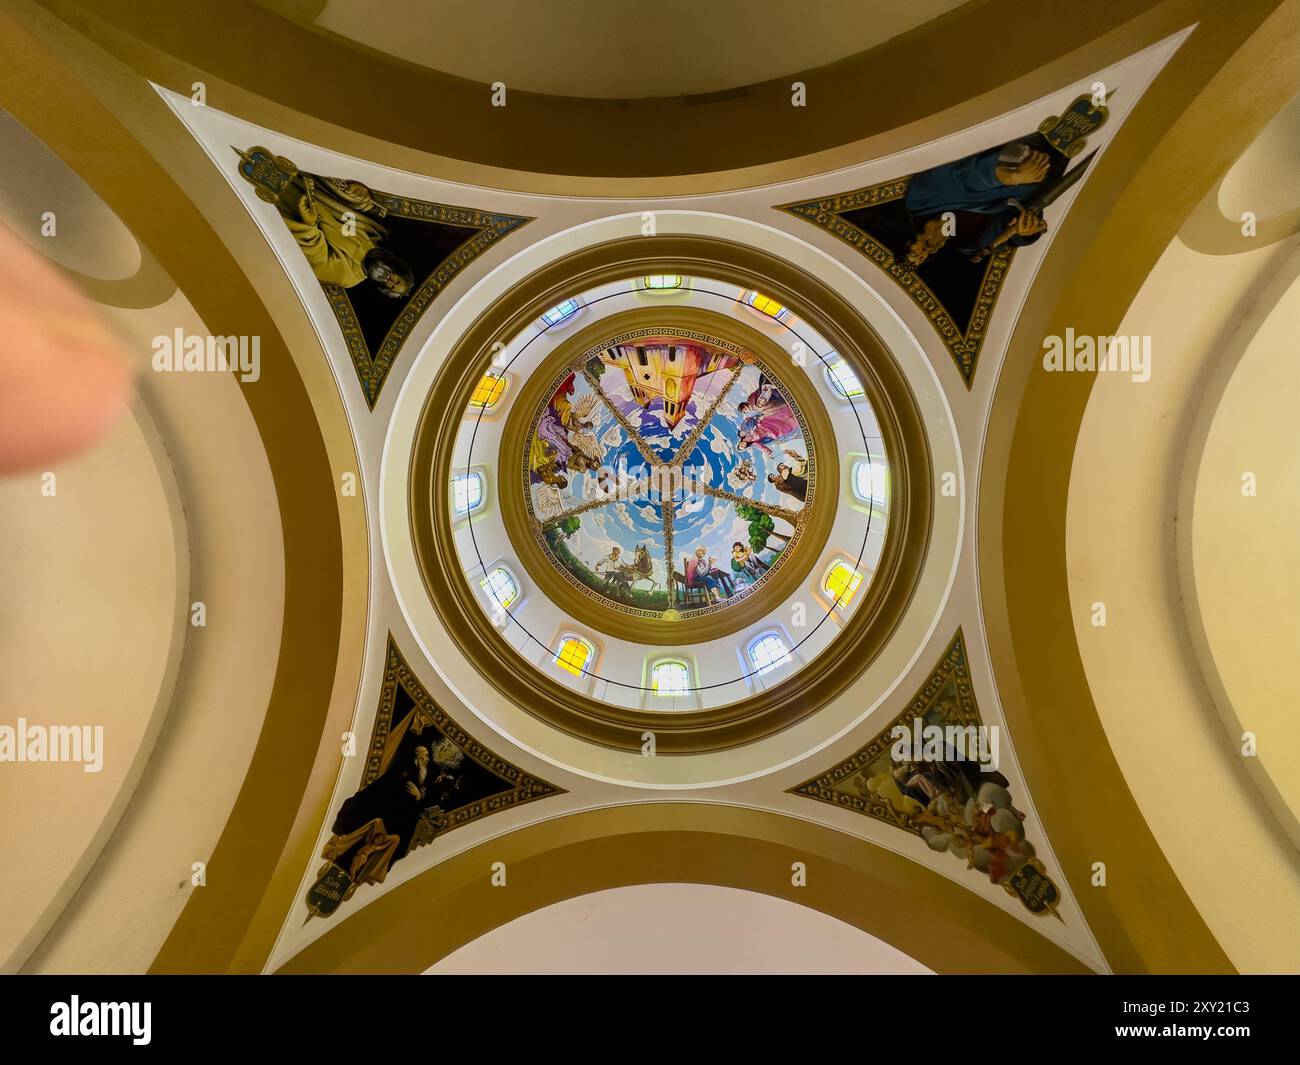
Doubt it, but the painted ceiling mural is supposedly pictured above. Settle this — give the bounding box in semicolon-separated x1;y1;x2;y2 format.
305;636;562;920
235;145;530;407
792;629;1062;919
524;329;816;620
781;93;1110;385
136;41;1188;974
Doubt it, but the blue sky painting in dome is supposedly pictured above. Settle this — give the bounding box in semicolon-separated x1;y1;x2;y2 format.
525;333;816;620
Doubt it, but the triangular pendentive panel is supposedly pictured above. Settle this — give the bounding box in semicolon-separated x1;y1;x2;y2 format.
780;95;1109;386
305;635;562;919
791;629;1062;919
236;146;531;408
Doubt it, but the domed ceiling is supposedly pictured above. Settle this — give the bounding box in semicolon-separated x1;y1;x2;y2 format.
522;333;816;621
7;0;1296;982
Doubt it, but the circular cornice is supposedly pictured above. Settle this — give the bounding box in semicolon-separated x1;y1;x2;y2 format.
54;0;1173;187
495;305;840;646
409;235;933;754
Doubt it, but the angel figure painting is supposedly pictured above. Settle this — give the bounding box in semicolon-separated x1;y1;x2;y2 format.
524;334;817;620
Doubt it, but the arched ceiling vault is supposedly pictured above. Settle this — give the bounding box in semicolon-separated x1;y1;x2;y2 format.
3;0;1297;976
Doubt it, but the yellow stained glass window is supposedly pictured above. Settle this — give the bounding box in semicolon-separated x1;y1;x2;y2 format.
555;636;593;677
747;292;788;319
470;373;506;409
824;561;863;606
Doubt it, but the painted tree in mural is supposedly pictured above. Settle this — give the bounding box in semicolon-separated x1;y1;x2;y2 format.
735;503;792;554
523;335;814;618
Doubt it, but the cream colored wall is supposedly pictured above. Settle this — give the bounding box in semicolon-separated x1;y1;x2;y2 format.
21;290;286;974
0;110;288;973
426;883;932;975
1066;234;1300;974
0;107;140;280
0;401;183;968
1185;267;1300;837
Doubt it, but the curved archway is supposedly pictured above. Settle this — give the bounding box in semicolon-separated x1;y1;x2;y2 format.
276;804;1089;974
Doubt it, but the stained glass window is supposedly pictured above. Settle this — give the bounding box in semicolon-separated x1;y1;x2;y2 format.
826;361;868;403
747;631;789;676
643;275;683;291
852;460;888;510
470;373;507;408
555;635;594;677
826;358;864;399
452;472;484;514
541;298;580;326
651;658;691;695
480;566;519;610
823;561;863;607
746;291;789;319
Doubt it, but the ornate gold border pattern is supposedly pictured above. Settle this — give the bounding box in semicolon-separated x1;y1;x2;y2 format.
780;182;1011;387
499;308;832;640
327;196;531;408
364;634;563;819
792;628;1063;919
412;236;934;752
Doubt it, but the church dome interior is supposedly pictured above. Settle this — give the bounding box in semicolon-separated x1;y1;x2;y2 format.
1;0;1298;999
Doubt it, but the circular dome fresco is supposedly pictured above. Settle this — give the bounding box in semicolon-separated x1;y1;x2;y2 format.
520;327;820;624
402;233;934;758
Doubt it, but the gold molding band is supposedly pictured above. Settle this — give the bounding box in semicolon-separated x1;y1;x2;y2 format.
276;802;1090;975
410;235;933;753
495;305;840;645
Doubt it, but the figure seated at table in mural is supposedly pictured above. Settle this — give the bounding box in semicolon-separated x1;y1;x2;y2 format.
767;449;809;504
235;146;415;297
730;542;769;585
901;139;1061;267
682;546;734;604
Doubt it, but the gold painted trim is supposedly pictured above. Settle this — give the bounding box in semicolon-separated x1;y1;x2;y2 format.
410;235;933;753
792;628;1064;920
976;0;1300;972
48;0;1169;189
779;180;1013;387
277;803;1091;974
495;305;839;645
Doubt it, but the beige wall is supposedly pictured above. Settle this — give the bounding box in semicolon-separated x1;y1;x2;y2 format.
426;883;932;974
1067;233;1300;973
0;401;182;967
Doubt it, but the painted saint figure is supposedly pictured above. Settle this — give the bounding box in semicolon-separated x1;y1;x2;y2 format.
235;147;414;296
767;449;809;503
736;376;799;454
